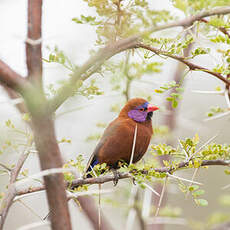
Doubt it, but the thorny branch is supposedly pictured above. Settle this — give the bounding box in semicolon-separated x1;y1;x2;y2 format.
138;44;230;86
147;6;230;34
14;159;230;197
48;6;230;112
200;18;230;39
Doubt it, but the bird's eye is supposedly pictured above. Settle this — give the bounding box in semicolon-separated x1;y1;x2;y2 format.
139;108;144;111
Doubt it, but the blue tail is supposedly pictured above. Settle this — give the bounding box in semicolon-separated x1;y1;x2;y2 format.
86;156;99;178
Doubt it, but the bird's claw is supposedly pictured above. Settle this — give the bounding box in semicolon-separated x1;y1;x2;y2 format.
112;169;119;186
132;177;136;185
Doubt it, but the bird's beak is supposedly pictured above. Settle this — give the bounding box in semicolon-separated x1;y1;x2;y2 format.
147;104;159;112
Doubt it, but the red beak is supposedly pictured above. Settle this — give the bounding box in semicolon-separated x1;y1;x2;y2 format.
147;104;159;112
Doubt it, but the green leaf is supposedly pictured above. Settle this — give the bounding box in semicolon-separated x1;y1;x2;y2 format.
166;97;173;101
195;199;208;206
173;0;187;12
172;99;178;108
155;89;164;93
72;18;83;24
192;189;205;197
189;185;199;192
224;169;230;175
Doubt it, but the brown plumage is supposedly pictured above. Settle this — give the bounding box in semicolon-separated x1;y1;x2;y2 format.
85;98;159;177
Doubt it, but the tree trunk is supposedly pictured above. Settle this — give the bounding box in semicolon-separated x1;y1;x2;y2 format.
31;111;72;230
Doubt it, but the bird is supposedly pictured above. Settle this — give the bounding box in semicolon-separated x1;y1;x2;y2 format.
84;98;159;183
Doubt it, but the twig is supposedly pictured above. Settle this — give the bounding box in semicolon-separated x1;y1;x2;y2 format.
178;139;189;161
11;151;30;183
155;176;168;217
138;43;230;86
15;167;76;187
185;168;199;198
191;90;224;95
0;163;11;172
17;199;43;220
142;182;160;197
200;18;230;39
166;172;202;185
204;110;230;122
189;134;218;160
0;142;32;230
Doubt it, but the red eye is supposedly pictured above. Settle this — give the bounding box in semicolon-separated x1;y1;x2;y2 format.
139;108;144;111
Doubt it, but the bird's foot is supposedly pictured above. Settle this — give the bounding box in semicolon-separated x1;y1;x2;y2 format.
132;177;136;185
112;169;119;186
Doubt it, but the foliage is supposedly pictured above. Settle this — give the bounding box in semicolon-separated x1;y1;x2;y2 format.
1;0;230;229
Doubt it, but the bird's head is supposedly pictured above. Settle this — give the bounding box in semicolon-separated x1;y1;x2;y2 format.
119;98;159;123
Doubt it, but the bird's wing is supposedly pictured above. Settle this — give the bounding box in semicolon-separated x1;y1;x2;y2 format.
83;118;126;176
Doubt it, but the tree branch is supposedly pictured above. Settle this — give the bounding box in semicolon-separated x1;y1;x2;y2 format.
200;19;230;39
26;0;43;87
15;159;230;197
3;87;28;114
48;6;230;113
0;60;29;94
147;7;230;34
48;36;139;112
138;43;230;86
0;148;31;230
